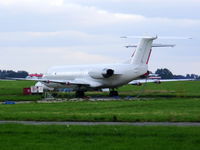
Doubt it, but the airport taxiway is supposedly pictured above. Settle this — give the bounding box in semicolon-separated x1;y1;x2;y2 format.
0;97;153;104
1;121;200;126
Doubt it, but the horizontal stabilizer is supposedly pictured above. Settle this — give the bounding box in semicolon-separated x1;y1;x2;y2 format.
121;36;192;40
125;43;175;48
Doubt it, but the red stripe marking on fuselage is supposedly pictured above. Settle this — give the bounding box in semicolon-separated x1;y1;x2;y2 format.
131;50;136;57
146;49;152;64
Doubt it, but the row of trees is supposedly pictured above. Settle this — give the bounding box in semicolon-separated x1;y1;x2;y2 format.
0;70;28;79
155;68;200;79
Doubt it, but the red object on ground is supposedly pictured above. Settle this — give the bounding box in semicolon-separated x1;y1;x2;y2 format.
28;74;43;77
23;88;31;95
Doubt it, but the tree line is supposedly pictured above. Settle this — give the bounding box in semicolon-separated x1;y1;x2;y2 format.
155;68;199;79
0;70;28;79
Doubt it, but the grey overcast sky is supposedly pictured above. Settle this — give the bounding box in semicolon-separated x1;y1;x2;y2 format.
0;0;200;74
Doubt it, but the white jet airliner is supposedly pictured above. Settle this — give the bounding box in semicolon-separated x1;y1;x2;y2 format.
25;36;177;97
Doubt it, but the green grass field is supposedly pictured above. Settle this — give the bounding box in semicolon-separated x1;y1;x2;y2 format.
0;80;200;101
119;80;200;98
0;124;200;150
1;98;200;122
1;80;200;150
1;80;200;122
0;80;41;101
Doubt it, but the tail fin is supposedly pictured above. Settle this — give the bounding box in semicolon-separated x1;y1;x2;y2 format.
130;37;157;64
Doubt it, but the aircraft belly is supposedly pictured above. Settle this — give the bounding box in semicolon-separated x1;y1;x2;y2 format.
99;76;129;88
43;82;75;89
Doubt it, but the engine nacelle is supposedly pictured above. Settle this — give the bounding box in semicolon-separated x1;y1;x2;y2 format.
89;68;114;79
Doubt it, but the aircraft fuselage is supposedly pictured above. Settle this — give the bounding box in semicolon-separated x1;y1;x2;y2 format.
42;63;148;89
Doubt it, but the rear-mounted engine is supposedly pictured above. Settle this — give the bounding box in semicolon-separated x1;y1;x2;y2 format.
89;68;114;79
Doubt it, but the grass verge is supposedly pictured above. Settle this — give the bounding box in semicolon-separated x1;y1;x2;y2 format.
0;80;41;101
0;124;200;150
1;80;200;101
1;98;200;122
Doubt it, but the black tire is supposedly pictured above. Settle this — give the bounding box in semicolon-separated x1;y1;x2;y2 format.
75;91;85;98
109;91;119;97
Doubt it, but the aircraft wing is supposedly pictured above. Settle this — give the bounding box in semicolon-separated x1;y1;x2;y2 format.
7;77;101;87
129;79;195;85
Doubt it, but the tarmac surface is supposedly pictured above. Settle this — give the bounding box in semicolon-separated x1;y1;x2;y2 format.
1;120;200;126
0;97;154;104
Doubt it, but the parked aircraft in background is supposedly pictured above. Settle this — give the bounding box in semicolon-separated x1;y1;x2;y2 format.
129;73;194;86
23;36;178;97
26;74;43;79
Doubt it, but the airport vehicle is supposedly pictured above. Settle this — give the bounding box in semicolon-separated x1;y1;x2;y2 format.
27;36;175;97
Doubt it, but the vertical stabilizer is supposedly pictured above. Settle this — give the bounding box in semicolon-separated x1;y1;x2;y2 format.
131;37;157;64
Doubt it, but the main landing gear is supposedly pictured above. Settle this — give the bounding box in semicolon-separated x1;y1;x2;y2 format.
75;88;119;98
75;90;85;98
109;89;119;97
